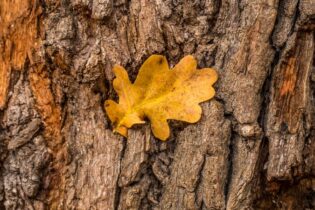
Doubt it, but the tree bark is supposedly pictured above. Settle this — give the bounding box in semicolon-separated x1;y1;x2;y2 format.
0;0;314;209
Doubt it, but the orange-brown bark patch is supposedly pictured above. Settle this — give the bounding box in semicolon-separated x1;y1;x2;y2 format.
273;32;313;133
29;65;62;148
29;64;67;209
0;0;42;109
279;57;297;97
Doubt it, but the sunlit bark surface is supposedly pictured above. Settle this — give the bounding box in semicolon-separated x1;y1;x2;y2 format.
0;0;314;209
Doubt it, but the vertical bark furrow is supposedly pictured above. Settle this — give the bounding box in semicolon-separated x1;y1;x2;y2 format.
217;0;278;125
226;135;263;209
60;86;123;209
272;0;299;48
42;1;126;208
158;101;230;210
267;32;314;181
213;1;278;209
2;73;50;209
118;125;151;187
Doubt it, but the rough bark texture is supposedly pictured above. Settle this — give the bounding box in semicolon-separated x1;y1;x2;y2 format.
0;0;314;209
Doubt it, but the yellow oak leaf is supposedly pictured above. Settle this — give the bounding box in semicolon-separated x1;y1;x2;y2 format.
105;55;218;140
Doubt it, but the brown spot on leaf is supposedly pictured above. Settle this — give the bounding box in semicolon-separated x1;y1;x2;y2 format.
158;57;164;64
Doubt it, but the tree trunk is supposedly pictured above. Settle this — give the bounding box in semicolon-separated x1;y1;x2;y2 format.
0;0;314;209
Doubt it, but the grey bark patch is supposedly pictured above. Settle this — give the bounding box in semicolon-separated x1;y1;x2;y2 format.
158;101;231;210
8;118;41;150
91;0;113;19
